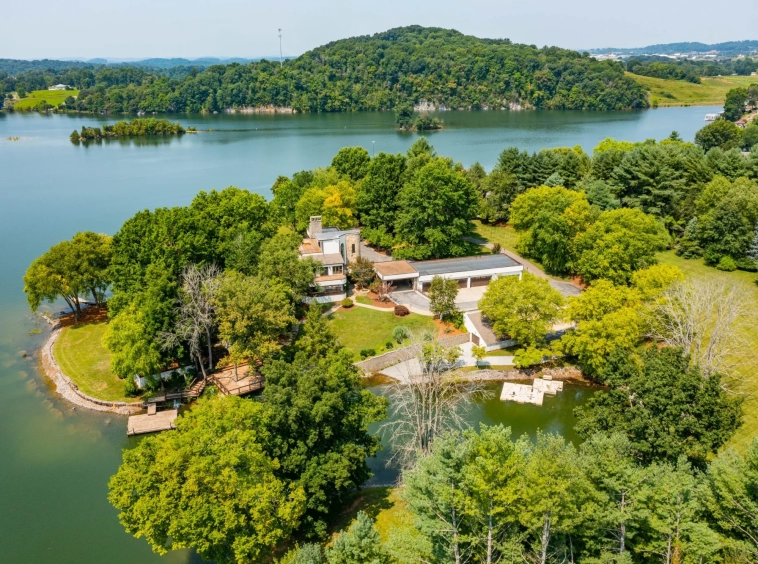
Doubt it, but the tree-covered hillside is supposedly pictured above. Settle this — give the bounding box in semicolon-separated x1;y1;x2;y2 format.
2;26;648;114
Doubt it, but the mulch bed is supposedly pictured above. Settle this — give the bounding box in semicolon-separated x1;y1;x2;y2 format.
434;318;465;338
58;305;108;328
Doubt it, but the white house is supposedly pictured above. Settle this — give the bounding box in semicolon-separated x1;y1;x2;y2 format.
298;216;361;303
464;310;516;351
375;254;523;293
48;84;69;91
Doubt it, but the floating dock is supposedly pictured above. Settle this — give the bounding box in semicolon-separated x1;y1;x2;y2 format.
500;378;564;405
501;383;545;405
127;409;178;436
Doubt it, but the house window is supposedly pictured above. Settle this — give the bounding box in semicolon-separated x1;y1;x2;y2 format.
351;243;355;254
332;265;343;275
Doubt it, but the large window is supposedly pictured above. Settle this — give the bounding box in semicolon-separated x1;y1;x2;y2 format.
332;265;343;275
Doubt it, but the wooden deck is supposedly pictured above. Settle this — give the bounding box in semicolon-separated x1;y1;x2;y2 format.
211;363;265;396
127;409;178;436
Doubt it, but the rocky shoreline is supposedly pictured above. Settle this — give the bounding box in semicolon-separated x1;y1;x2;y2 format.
38;326;142;415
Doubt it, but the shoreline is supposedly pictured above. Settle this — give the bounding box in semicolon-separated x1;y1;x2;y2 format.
38;325;142;415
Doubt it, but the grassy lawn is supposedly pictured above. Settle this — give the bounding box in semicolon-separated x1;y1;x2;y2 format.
355;296;372;305
629;73;757;107
657;251;758;451
329;306;437;359
472;220;520;253
331;487;422;549
53;321;132;401
13;89;79;110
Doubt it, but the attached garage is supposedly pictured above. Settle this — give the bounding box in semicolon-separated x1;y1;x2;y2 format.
470;276;492;287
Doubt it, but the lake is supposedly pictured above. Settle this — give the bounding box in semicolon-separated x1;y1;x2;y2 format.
0;106;716;563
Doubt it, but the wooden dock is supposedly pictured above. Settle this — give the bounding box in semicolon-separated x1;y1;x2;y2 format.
211;363;264;396
127;409;178;436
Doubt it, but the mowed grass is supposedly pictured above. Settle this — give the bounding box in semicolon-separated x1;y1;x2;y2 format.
328;306;437;359
13;89;79;110
53;321;131;401
629;73;757;107
657;251;758;452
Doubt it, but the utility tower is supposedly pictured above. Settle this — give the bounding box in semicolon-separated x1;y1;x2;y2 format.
278;29;283;68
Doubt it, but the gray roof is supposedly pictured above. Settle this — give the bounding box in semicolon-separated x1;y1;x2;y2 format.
315;228;360;241
411;254;521;277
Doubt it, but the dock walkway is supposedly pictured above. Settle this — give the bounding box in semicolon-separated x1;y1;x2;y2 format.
127;409;178;436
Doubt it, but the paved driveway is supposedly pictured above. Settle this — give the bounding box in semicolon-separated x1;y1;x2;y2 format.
390;291;431;314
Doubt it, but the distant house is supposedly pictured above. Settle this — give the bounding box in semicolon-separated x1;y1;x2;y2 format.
298;216;361;303
48;84;69;91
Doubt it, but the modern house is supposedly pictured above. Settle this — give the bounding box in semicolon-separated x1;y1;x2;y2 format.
374;254;523;292
299;216;361;303
464;310;516;351
48;84;69;91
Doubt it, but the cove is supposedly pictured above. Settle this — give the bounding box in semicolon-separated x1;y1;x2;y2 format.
0;106;713;563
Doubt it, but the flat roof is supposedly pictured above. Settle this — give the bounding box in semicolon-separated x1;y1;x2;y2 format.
315;228;360;241
311;253;345;265
411;254;520;277
374;260;419;278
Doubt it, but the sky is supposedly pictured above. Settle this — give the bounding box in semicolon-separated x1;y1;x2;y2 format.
4;0;757;60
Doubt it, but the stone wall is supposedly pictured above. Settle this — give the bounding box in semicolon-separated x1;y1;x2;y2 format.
355;333;470;374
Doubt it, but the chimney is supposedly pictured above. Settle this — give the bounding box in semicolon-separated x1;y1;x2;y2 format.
308;216;322;238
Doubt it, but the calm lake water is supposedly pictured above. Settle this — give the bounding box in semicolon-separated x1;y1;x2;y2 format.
0;106;716;563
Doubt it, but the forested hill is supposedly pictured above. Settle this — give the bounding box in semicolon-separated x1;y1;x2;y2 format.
1;26;648;114
590;39;758;57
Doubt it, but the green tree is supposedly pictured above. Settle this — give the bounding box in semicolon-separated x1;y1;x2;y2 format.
331;147;371;181
403;432;471;564
461;426;526;563
519;432;592;564
355;152;406;230
479;272;564;347
261;349;387;536
695;119;742;152
723;87;748;121
579;433;649;556
23;233;110;320
295;303;340;359
428;275;459;320
510;186;594;275
108;396;305;564
102;303;163;380
575;347;743;467
280;543;325;564
477;170;522;224
703;439;758;559
637;459;721;564
214;271;295;377
471;345;486;368
395;102;414;130
325;511;390;564
575;208;669;285
348;256;376;290
394;159;478;259
257;232;319;301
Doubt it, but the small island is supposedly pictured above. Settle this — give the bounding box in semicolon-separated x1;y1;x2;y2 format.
70;118;190;142
395;103;443;131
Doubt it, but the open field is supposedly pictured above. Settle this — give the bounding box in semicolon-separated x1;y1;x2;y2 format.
328;306;438;360
13;89;78;110
53;321;129;401
656;251;758;452
629;73;757;107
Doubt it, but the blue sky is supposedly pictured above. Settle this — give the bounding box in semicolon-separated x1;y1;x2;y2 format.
4;0;757;60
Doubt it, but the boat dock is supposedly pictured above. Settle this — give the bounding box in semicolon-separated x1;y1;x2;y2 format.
127;408;178;436
500;377;564;405
211;363;265;396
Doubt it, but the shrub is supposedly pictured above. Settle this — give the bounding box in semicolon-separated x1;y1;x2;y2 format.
143;374;161;392
369;280;381;295
393;326;411;343
124;377;139;397
359;348;377;359
491;242;502;254
394;305;410;317
385;341;394;350
716;256;737;271
736;258;758;272
341;297;354;308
